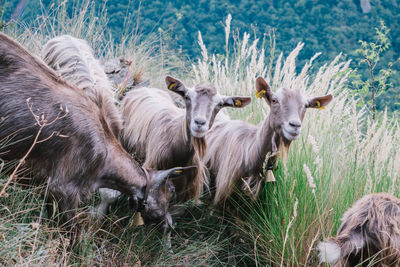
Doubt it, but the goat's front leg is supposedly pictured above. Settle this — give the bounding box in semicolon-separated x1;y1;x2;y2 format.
48;187;79;231
163;213;174;254
91;188;122;219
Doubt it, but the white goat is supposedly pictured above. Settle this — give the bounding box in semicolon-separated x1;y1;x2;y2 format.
205;77;333;204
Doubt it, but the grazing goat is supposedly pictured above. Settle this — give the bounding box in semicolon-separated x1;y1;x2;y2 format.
40;36;198;249
98;76;251;214
0;33;191;233
318;193;400;267
204;77;332;204
41;35;122;138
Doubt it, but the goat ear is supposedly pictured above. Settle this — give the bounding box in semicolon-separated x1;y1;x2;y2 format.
255;77;273;103
307;94;333;109
165;76;187;97
151;166;197;186
222;96;252;108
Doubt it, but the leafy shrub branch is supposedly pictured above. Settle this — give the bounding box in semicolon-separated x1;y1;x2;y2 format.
353;20;399;119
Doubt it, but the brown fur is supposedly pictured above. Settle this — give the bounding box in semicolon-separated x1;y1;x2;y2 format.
0;33;176;228
39;36;194;241
318;193;400;267
192;136;207;159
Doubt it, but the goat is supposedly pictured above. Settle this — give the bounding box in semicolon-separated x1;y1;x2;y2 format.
41;35;122;138
0;33;193;235
318;193;400;266
98;76;252;215
40;36;198;249
204;77;333;204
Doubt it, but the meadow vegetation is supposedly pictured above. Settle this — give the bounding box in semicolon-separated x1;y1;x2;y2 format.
1;2;399;266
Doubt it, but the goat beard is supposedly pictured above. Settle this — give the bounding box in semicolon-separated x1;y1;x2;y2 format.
191;136;207;159
176;136;207;202
279;139;290;164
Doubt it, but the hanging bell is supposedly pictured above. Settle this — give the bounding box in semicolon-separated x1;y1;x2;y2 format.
133;212;144;226
267;169;276;182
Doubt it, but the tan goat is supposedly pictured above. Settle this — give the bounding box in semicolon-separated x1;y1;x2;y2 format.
98;77;251;214
205;77;332;204
318;193;400;266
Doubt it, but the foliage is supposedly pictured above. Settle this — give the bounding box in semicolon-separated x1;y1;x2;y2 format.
1;1;400;266
193;20;400;265
352;20;399;118
3;1;400;65
3;1;400;112
0;1;6;31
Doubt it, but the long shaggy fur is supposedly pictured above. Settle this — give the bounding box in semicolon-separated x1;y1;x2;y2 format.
204;113;281;204
39;36;189;245
41;35;122;137
204;82;330;205
0;33;147;225
122;87;207;200
318;193;400;266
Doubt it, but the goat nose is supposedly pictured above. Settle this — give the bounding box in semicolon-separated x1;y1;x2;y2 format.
194;118;206;126
289;120;301;128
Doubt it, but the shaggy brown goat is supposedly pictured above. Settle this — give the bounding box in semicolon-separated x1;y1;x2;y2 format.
0;33;192;231
205;77;332;204
318;193;400;266
40;37;200;250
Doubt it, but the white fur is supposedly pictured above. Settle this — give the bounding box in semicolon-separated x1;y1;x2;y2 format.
92;188;121;218
317;241;341;264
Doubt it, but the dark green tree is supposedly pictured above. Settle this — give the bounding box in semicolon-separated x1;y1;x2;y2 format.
2;0;400;112
0;1;5;31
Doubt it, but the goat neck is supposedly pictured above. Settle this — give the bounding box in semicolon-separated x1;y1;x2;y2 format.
255;113;288;170
101;140;146;195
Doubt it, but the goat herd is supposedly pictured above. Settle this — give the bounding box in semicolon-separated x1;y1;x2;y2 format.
0;33;399;265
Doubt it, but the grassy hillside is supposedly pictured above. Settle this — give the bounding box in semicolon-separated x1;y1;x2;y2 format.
3;0;400;113
1;2;400;266
3;0;400;61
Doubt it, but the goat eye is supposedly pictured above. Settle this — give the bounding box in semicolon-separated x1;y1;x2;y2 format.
271;98;278;104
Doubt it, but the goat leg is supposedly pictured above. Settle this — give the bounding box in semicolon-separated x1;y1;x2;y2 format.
91;188;122;220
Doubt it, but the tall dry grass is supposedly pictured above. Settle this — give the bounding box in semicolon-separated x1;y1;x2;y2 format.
1;4;400;266
191;15;400;265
